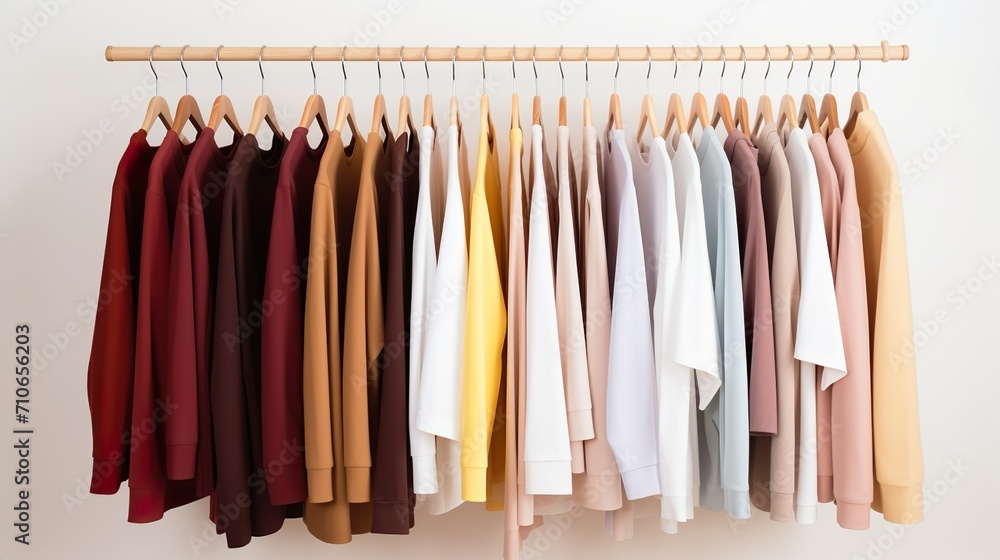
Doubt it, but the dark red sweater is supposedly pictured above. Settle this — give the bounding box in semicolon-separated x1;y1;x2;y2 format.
88;130;154;495
128;130;198;522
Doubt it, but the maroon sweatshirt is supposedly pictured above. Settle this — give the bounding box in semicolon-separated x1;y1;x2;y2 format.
261;128;326;506
211;133;294;548
371;130;419;533
128;130;198;522
88;130;153;495
165;129;241;499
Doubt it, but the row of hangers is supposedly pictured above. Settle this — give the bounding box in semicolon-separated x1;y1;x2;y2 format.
140;43;871;155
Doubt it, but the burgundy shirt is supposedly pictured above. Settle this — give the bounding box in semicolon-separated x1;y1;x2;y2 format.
211;133;292;547
129;130;198;522
371;130;419;533
261;127;326;505
724;130;778;436
88;130;153;495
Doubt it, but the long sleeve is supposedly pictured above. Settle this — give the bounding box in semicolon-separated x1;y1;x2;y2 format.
605;130;659;500
524;124;572;495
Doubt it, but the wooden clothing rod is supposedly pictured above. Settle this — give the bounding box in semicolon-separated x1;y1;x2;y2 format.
106;42;909;63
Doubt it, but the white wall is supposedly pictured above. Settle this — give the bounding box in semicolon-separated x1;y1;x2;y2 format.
0;0;995;558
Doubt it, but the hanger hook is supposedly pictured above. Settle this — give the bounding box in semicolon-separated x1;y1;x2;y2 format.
559;45;565;97
423;45;430;95
696;45;704;92
212;45;223;95
762;45;771;95
342;46;348;97
806;45;814;94
828;44;836;93
644;45;652;95
149;44;161;97
720;47;727;94
671;46;679;91
258;45;267;96
310;45;319;95
584;45;590;99
854;44;862;92
532;46;538;96
785;44;794;95
511;45;517;95
180;44;192;95
452;45;458;97
614;45;621;94
399;45;406;94
482;45;487;91
376;45;382;95
739;45;747;98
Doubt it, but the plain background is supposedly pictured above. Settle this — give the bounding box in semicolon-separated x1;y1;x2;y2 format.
1;0;996;558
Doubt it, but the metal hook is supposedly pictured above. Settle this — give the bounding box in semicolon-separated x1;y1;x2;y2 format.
785;44;794;95
180;44;192;95
399;45;406;94
149;45;161;97
854;44;862;92
672;46;679;91
258;45;267;96
423;45;430;95
376;45;382;95
452;45;458;97
740;45;747;99
828;44;837;93
614;45;620;94
720;47;727;93
558;45;565;97
341;46;348;97
584;45;590;99
696;45;704;92
762;45;771;95
806;45;814;94
310;45;318;95
213;45;223;95
532;46;538;96
482;45;487;91
645;45;652;95
511;45;517;95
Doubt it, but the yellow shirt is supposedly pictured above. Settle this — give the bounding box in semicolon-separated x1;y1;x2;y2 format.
846;110;923;524
461;95;508;503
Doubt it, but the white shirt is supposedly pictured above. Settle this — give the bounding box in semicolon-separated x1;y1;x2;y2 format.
783;128;847;524
605;128;660;500
525;124;572;495
696;127;751;520
414;124;467;514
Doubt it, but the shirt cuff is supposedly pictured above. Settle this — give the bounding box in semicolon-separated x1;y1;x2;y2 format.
166;444;197;480
306;468;334;503
525;461;573;495
346;466;370;502
620;464;660;500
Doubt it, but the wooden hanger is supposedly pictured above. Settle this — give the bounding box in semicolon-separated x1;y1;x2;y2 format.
797;46;820;134
752;46;775;138
661;48;687;140
247;47;284;138
298;47;329;143
421;47;436;131
686;47;710;136
141;46;173;133
843;45;869;138
170;46;206;139
449;46;462;129
333;47;360;141
557;46;567;126
733;47;751;134
511;48;522;130
606;46;623;132
710;48;735;134
635;47;661;143
370;93;394;139
205;46;243;137
395;49;417;142
530;47;544;127
775;46;800;135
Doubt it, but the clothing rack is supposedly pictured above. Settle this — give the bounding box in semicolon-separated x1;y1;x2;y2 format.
105;42;909;63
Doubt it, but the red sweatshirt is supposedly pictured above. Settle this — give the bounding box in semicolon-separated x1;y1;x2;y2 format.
88;130;153;495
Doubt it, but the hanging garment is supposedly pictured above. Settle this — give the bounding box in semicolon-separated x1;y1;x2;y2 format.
724;130;777;438
210;133;292;547
846;111;923;525
261;127;327;507
666;132;723;519
524;123;572;496
628;135;664;318
370;129;419;533
750;122;799;522
414;123;469;515
696;127;750;520
822;128;874;530
129;129;200;523
556;125;594;474
461;105;507;505
88;130;154;495
604;127;659;501
408;125;445;499
302;133;367;544
165;128;245;505
573;125;623;514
